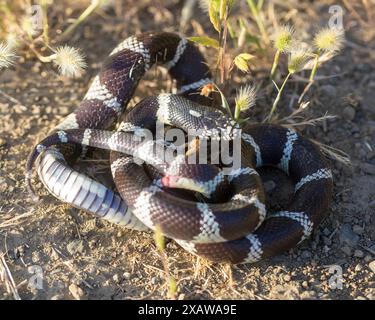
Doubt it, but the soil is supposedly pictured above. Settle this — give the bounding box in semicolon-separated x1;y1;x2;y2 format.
0;0;374;300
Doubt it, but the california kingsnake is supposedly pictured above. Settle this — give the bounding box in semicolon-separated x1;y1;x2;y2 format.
25;32;333;264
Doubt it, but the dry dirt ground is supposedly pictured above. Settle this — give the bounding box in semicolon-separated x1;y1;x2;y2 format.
0;0;374;300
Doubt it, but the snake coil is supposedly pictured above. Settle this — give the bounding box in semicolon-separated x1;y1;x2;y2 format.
26;32;333;264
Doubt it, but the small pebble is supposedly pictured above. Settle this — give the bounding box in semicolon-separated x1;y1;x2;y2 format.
284;274;291;282
341;245;352;256
178;293;186;300
352;225;364;235
361;163;375;175
50;248;59;261
0;137;6;146
67;240;84;255
68;283;84;300
369;261;375;274
151;277;158;285
354;250;364;258
355;264;362;272
31;251;41;263
320;84;337;98
116;231;123;238
339;224;359;247
113;274;120;283
123;272;131;280
342;106;356;121
301;251;311;259
264;180;276;192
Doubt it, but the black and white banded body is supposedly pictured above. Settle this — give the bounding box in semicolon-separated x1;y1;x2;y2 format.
26;32;333;264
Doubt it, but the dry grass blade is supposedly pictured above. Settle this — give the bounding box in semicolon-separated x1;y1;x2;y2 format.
0;210;35;229
283;113;337;127
0;251;21;300
0;89;26;109
310;139;351;166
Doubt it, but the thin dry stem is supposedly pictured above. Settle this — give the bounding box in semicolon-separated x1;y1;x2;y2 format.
0;251;21;300
311;139;351;166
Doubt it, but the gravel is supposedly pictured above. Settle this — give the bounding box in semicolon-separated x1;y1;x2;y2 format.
339;224;360;247
66;240;85;256
342;106;356;121
369;261;375;274
68;284;85;300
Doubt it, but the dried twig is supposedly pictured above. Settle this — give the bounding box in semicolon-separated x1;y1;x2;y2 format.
0;89;26;109
0;210;34;229
310;139;351;166
0;251;21;300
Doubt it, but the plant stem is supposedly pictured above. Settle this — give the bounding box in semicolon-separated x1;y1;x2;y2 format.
234;103;241;121
298;53;320;103
154;226;177;299
60;0;103;40
270;49;280;79
41;2;49;46
309;53;320;82
246;0;269;44
217;2;229;85
268;72;291;121
26;42;54;63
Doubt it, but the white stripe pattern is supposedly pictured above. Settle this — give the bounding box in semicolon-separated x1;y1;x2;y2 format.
232;194;266;228
272;211;313;242
107;132;122;151
110;157;129;177
55;113;79;130
243;234;263;263
175;240;198;254
189;110;202;118
118;121;141;132
110;36;151;70
179;78;212;93
82;129;92;146
197;171;225;196
278;129;298;174
164;167;257;198
156;94;172;124
132;180;163;229
295;168;332;192
36;144;46;153
84;76;122;114
164;37;187;69
57;131;68;143
165;168;226;196
228;167;258;182
241;133;262;167
192;203;226;243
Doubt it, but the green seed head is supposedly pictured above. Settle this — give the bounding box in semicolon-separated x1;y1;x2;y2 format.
235;84;257;112
272;24;295;52
0;41;17;70
288;44;312;74
314;27;345;53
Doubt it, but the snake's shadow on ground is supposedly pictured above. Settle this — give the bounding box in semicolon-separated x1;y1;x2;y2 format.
258;167;295;213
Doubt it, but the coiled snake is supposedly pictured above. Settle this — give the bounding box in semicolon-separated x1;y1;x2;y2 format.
25;32;333;264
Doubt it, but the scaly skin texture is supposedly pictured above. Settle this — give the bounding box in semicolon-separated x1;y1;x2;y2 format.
26;32;333;264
